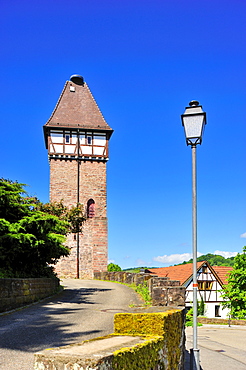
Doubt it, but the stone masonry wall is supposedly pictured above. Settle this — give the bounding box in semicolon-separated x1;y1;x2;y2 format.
34;309;186;370
0;278;59;313
94;271;186;307
49;159;108;278
197;317;246;326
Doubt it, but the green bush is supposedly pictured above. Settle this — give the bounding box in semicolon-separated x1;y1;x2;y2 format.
107;263;122;272
198;298;205;316
221;246;246;319
186;306;203;327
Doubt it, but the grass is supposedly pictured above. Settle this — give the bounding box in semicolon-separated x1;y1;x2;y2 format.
133;282;152;306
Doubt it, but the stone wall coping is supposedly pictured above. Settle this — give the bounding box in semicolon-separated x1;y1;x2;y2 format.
35;335;145;363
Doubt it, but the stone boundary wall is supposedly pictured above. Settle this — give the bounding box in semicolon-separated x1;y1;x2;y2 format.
34;309;185;370
94;271;186;307
197;317;246;326
0;278;60;313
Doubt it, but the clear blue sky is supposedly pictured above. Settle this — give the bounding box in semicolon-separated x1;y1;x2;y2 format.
1;0;245;269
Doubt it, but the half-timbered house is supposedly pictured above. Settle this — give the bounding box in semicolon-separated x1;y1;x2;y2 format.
148;261;232;319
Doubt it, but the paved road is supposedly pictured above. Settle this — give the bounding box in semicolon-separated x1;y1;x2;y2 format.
0;279;142;370
185;324;246;369
2;280;246;370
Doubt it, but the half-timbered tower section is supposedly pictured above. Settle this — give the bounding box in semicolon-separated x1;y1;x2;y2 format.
43;75;113;278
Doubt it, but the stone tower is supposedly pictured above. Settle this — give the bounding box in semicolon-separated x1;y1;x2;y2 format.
43;75;113;278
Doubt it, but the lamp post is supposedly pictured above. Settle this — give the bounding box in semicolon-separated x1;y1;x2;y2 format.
181;100;207;370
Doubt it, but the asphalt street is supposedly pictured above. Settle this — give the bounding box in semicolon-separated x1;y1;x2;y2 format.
0;279;142;370
185;324;246;370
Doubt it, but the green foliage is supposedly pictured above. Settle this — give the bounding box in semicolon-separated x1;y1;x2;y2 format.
179;253;235;267
198;297;205;316
0;179;70;278
124;267;142;273
134;282;152;306
221;246;246;319
107;263;122;272
185;308;193;326
36;200;86;234
185;300;205;326
123;267;158;273
36;200;68;218
66;203;86;233
0;179;34;222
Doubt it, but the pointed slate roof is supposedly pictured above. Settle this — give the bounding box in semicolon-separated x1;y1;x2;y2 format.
44;76;113;133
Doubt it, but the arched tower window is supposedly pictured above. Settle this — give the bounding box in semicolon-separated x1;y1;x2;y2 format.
87;199;95;218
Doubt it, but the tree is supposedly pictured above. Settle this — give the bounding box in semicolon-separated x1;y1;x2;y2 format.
221;246;246;319
179;253;235;267
36;200;86;234
0;179;70;278
107;263;122;272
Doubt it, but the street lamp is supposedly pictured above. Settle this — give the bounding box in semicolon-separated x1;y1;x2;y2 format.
181;100;207;370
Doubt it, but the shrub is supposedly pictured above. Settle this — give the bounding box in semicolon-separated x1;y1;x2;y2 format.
107;263;122;272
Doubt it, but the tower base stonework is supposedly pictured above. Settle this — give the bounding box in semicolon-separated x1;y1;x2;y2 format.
49;159;108;278
54;218;108;279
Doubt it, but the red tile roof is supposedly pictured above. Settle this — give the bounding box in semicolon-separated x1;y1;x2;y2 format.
148;262;233;286
212;265;233;286
148;262;206;285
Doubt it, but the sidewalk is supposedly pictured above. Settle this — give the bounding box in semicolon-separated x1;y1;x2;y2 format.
185;325;246;370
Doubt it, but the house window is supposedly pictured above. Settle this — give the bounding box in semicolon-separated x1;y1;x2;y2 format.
202;266;208;273
87;199;95;218
198;281;213;290
215;305;221;317
87;136;92;145
65;135;70;143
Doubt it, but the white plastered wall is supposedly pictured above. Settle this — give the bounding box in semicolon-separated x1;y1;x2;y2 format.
185;280;230;319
